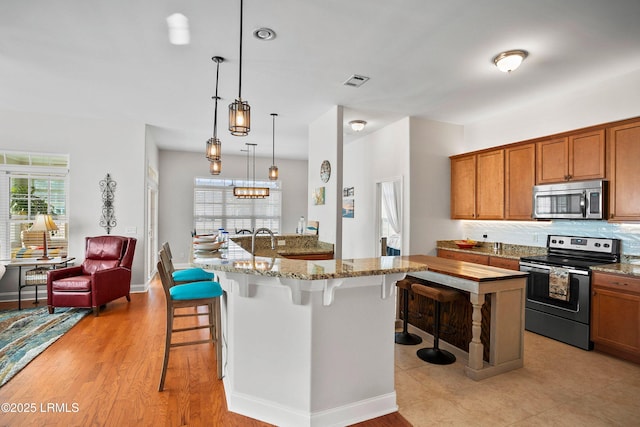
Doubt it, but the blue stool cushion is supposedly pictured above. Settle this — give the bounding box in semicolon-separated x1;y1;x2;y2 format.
170;281;223;301
172;268;215;282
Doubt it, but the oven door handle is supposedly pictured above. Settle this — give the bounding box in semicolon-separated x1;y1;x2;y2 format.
519;262;589;276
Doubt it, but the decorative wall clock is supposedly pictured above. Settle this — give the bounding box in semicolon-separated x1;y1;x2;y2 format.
320;160;331;183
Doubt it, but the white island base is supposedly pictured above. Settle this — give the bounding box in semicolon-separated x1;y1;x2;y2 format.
217;271;406;427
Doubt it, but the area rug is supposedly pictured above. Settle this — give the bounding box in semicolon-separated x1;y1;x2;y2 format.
0;307;90;387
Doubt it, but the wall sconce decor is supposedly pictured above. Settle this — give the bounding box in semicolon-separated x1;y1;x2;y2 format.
99;173;117;234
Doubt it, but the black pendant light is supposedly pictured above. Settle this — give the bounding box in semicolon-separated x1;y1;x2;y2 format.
229;0;250;136
206;56;223;175
268;113;278;180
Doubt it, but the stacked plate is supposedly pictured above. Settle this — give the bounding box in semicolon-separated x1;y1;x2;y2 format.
193;235;223;256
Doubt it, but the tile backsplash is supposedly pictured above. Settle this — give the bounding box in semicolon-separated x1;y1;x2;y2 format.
462;220;640;255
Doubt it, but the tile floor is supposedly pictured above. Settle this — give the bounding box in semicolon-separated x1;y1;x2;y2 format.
394;328;640;426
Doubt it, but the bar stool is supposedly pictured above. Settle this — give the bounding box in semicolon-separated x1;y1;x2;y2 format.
394;279;422;345
411;283;461;365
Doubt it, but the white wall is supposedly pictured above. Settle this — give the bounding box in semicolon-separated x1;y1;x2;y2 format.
0;108;147;299
408;117;465;255
158;149;308;265
342;118;411;258
308;106;343;258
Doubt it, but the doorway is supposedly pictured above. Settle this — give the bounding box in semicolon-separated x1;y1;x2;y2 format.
376;177;402;256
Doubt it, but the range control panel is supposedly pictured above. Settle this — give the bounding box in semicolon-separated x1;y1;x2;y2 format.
547;235;620;254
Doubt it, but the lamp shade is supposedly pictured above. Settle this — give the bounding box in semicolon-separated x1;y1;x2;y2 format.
29;214;58;232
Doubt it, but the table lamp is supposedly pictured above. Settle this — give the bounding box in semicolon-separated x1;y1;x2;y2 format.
29;214;58;260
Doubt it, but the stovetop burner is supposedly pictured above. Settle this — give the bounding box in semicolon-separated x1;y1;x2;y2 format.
520;235;621;270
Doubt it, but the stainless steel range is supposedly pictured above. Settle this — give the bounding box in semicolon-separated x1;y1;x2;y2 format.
519;235;621;350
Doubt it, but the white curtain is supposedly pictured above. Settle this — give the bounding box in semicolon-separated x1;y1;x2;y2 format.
381;181;401;250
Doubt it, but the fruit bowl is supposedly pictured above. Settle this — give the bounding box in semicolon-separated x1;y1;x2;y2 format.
455;240;477;249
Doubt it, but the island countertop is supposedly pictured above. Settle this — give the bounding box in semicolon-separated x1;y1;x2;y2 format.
193;243;430;280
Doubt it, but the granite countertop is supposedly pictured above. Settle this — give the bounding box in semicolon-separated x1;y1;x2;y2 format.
436;240;546;260
438;240;640;278
193;240;429;280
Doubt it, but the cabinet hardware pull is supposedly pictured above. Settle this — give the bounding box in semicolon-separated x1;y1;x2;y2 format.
611;281;628;286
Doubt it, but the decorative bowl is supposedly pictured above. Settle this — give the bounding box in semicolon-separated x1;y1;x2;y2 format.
193;241;223;251
455;240;477;249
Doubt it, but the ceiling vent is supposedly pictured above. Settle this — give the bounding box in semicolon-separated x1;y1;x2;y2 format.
343;74;370;88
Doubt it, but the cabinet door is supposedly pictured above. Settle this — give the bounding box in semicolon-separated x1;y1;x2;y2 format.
505;143;535;220
569;130;605;181
489;256;520;271
437;249;489;265
476;149;504;219
591;286;640;355
536;137;568;183
609;121;640;221
451;154;476;219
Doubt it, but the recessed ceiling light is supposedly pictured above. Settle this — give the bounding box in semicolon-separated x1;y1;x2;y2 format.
493;50;528;73
166;13;190;45
253;27;276;41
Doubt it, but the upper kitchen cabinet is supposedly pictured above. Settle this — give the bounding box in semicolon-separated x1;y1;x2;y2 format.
505;143;536;220
608;120;640;221
536;130;605;184
451;149;504;220
450;154;476;219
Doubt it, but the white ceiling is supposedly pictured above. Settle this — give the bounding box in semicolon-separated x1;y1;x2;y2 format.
2;0;640;160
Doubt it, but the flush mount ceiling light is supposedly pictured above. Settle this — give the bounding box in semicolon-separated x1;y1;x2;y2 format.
493;50;528;73
349;120;367;132
253;27;276;41
229;0;251;136
206;56;224;175
166;13;190;45
268;113;279;181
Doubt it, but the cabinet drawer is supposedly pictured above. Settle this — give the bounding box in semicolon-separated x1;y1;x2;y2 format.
592;271;640;295
489;257;520;271
437;249;489;265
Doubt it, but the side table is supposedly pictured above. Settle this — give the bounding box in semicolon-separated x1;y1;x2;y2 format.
4;257;75;310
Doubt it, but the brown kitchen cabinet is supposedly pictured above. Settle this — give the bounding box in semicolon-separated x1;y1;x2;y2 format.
450;149;504;220
536;130;605;184
488;256;520;271
608;120;640;221
437;249;489;265
505;143;536;220
591;271;640;364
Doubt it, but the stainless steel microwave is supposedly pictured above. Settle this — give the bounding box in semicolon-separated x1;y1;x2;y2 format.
532;179;607;220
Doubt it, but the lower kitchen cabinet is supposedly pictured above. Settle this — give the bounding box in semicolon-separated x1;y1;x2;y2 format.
591;271;640;364
437;249;489;265
437;249;520;271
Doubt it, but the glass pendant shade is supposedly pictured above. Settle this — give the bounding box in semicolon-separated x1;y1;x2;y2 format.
269;165;278;181
206;137;221;161
229;99;250;136
209;159;222;175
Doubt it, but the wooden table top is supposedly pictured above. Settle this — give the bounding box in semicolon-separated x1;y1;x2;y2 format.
402;255;528;282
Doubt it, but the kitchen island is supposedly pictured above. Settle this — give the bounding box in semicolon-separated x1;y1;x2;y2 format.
194;243;429;427
193;243;527;426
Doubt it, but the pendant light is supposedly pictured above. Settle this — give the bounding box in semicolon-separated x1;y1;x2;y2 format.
206;56;223;175
234;143;269;198
268;113;278;180
229;0;250;136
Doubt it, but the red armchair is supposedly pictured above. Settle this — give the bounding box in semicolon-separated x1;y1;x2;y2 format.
47;235;137;316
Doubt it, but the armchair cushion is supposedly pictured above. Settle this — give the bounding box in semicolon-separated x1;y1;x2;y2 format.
51;275;91;292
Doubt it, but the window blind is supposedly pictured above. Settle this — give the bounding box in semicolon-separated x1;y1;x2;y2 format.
194;177;281;235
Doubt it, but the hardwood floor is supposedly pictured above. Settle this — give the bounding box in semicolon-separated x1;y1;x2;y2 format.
0;278;410;427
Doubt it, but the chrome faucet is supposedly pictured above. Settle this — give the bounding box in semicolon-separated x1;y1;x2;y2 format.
252;228;276;255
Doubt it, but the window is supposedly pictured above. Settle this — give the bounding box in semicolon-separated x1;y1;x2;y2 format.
194;177;281;235
0;151;70;259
